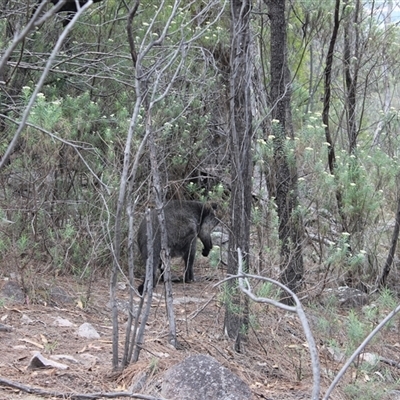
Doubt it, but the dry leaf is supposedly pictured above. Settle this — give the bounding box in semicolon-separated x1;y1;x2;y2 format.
78;345;88;353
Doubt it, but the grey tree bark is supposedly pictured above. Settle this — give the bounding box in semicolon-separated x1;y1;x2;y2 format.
267;0;304;300
224;0;253;352
343;0;360;155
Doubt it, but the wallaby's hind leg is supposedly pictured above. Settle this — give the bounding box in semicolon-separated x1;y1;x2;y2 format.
183;240;197;282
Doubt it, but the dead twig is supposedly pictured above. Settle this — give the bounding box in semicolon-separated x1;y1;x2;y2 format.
189;293;217;320
0;376;167;399
380;357;400;369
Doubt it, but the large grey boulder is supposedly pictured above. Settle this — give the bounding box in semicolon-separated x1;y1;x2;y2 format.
1;280;25;304
161;354;252;400
322;286;369;308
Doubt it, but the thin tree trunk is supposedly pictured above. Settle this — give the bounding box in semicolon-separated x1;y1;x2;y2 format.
111;1;146;368
146;112;177;349
131;209;154;362
343;0;360;155
224;0;253;352
267;0;304;300
122;194;137;366
321;0;350;235
379;192;400;287
322;0;340;177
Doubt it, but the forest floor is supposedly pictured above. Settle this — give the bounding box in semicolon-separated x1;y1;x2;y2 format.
1;261;400;400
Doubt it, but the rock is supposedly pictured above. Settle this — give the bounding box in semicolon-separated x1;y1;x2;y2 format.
161;354;252;400
129;371;147;393
359;352;379;366
28;352;69;370
50;354;79;364
0;323;13;332
53;316;75;327
49;286;74;304
78;353;99;368
21;314;34;324
322;286;369;308
1;280;25;304
326;346;345;363
77;323;100;339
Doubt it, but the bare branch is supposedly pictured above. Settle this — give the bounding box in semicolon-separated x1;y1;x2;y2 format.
323;303;400;400
127;0;140;66
131;209;156;362
0;0;94;170
0;376;167;400
0;0;67;80
222;248;321;400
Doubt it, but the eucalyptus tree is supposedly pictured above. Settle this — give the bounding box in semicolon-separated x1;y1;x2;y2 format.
266;0;304;298
223;0;253;351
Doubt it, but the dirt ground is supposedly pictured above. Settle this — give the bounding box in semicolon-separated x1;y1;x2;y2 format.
1;265;400;400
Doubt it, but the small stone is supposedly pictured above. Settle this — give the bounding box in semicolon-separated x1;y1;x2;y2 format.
50;286;74;304
322;286;369;308
53;317;75;327
21;314;34;324
78;353;99;368
77;323;100;339
360;352;379;366
28;352;69;370
51;354;79;364
0;323;13;332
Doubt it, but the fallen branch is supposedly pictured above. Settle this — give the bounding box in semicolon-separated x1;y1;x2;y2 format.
233;248;320;400
380;356;400;369
323;303;400;400
189;293;217;320
0;376;166;400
